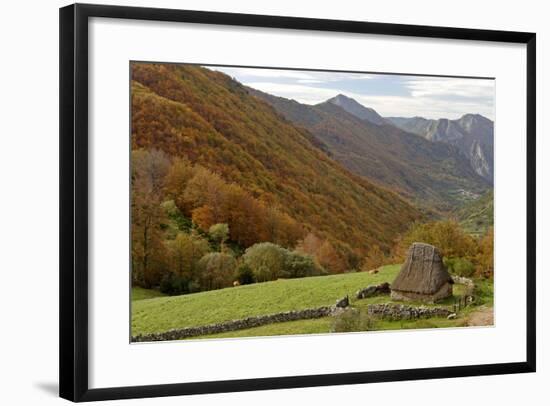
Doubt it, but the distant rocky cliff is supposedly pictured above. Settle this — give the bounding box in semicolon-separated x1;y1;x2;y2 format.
387;114;494;183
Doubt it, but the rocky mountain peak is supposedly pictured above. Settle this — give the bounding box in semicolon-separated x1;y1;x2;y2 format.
326;94;387;125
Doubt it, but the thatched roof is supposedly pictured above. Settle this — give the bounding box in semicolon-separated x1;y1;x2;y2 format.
391;243;453;295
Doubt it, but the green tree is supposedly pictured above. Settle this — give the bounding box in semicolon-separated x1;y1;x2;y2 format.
285;251;323;278
397;220;477;260
445;257;475;277
235;263;255;285
209;223;229;252
165;232;210;280
243;242;288;282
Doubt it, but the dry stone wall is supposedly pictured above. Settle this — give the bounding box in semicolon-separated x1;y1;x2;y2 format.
132;297;349;342
367;303;451;320
355;282;391;299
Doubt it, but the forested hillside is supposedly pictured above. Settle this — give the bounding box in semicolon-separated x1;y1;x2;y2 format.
252;90;490;211
131;63;421;274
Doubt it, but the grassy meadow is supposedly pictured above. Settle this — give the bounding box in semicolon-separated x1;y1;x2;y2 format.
131;286;167;301
131;265;493;339
132;265;400;335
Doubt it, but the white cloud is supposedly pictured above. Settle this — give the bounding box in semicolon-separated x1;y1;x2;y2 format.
354;94;494;120
404;77;494;100
213;66;373;85
215;67;316;80
208;66;494;120
246;82;341;104
244;81;494;120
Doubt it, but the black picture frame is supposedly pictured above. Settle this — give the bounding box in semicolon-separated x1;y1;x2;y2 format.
59;3;536;402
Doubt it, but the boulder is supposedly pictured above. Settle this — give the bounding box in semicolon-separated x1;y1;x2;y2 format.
335;296;349;308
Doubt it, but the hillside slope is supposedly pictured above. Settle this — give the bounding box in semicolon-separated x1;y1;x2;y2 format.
251;90;490;211
454;189;494;236
387;114;494;182
131;63;421;256
132;265;401;335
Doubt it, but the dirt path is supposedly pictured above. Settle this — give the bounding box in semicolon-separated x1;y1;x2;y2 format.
467;306;494;326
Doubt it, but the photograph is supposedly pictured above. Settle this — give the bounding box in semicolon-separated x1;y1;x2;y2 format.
130;62;495;342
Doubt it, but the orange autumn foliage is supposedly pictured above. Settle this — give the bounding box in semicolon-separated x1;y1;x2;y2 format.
131;63;421;258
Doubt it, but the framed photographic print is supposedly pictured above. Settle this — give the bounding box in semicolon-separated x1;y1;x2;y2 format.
59;3;536;402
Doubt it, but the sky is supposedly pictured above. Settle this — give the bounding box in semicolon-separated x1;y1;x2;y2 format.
209;66;495;120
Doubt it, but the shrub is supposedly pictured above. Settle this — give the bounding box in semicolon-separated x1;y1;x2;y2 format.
361;244;386;271
445;257;475;277
160;273;191;295
284;251;323;278
476;227;494;278
235;263;255;285
331;309;375;333
243;242;289;282
164;232;210;279
447;257;475;277
161;199;192;233
197;252;237;291
396;220;477;261
296;233;347;274
209;223;229;249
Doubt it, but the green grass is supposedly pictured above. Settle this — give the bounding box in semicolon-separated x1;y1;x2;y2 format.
193;284;479;340
473;277;494;306
193;318;333;339
132;264;401;335
373;316;468;330
132;265;493;339
187;313;473;340
132;286;167;301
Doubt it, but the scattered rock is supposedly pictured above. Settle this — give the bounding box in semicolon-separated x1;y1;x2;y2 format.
356;286;377;299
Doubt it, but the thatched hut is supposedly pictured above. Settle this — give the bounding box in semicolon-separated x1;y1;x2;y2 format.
391;242;453;303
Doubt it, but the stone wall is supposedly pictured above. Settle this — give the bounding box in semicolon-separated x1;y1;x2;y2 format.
367;303;451;320
355;282;390;299
390;281;453;304
132;297;349;342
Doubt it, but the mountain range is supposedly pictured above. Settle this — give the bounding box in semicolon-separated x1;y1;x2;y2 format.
250;91;490;211
320;93;493;183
